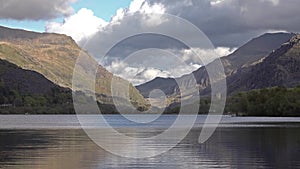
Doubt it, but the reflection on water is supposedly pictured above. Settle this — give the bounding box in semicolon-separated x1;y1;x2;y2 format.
0;127;300;169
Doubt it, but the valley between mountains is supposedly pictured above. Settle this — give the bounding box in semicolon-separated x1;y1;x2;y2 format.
0;26;299;116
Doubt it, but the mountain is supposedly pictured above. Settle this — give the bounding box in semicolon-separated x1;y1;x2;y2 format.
137;32;295;98
222;32;296;74
0;59;76;114
227;34;300;93
137;77;177;97
0;26;146;108
0;59;66;95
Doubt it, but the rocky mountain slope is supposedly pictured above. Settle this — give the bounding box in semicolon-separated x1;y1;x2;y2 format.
0;26;146;107
137;32;295;98
227;34;300;93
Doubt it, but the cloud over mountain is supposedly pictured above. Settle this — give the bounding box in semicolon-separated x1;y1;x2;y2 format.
4;0;299;84
46;0;300;46
46;8;108;42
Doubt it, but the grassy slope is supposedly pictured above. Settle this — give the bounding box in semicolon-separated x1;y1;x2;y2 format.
0;27;146;107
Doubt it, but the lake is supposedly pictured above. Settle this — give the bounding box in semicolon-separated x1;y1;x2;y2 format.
0;115;300;169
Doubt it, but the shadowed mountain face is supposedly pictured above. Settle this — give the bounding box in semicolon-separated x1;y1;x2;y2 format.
0;59;77;114
223;33;297;73
137;33;295;98
136;77;177;97
0;59;66;95
0;26;146;107
227;34;300;94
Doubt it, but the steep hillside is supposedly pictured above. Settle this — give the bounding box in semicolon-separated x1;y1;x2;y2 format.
227;34;300;94
224;32;296;73
137;32;295;98
0;26;146;107
0;59;66;95
0;59;75;114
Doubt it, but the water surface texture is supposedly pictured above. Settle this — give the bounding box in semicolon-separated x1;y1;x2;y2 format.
0;115;300;169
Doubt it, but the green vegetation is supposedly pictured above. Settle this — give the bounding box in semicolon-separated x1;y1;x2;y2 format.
166;86;300;116
226;86;300;116
0;29;147;108
0;81;140;114
0;44;31;67
1;85;299;116
0;82;126;114
0;80;74;114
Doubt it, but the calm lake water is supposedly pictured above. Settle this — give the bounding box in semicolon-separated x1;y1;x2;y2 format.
0;115;300;169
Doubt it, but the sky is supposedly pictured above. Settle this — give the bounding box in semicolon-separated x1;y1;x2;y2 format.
0;0;299;85
0;0;132;32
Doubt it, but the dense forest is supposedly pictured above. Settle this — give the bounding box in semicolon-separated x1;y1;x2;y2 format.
0;81;123;114
167;86;300;116
0;82;74;114
226;86;300;116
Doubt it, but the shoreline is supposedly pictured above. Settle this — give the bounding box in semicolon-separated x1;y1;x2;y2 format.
0;115;300;129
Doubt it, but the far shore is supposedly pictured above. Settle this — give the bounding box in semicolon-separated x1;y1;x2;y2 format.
0;114;300;130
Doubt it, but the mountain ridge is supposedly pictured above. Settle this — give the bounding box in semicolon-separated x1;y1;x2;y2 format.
227;34;300;94
137;32;296;98
0;25;147;108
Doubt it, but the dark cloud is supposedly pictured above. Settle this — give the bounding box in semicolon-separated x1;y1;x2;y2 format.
78;0;300;56
103;34;188;60
145;0;300;47
0;0;75;20
49;0;300;83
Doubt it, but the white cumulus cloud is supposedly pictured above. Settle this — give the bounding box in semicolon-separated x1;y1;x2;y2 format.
179;47;236;65
106;60;171;85
44;0;300;84
45;8;108;42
